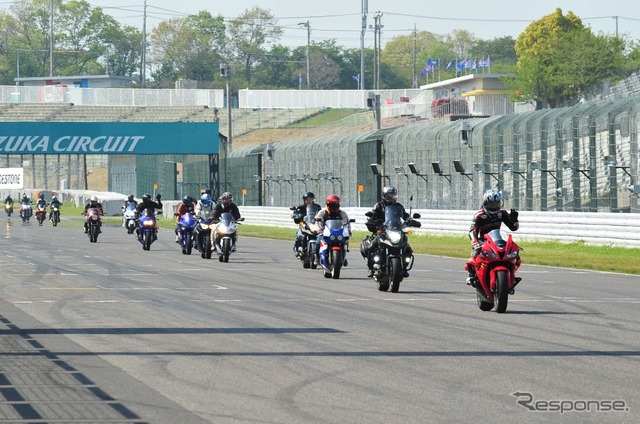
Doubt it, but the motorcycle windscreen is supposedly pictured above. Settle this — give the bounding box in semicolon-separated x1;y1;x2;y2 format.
305;204;321;223
485;229;507;248
219;212;235;226
384;204;405;231
125;204;136;212
324;219;345;231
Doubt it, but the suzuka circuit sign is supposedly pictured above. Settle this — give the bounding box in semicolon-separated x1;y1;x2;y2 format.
0;168;24;189
0;121;219;155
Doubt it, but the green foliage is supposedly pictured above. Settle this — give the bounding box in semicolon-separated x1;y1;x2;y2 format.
512;8;628;109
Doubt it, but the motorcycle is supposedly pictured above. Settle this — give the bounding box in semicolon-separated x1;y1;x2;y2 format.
36;204;47;225
85;207;102;242
123;204;138;234
212;213;244;262
19;202;32;222
318;218;355;279
465;229;523;313
177;212;197;255
50;205;61;227
362;205;421;293
137;208;159;251
194;216;214;259
291;203;321;269
4;202;13;216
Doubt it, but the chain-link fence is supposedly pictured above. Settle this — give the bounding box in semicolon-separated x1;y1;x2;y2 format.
223;96;640;212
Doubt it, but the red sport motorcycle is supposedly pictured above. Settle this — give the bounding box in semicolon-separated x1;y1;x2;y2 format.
465;229;522;313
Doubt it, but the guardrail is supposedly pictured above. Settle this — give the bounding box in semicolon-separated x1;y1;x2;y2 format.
9;189;637;248
235;206;640;248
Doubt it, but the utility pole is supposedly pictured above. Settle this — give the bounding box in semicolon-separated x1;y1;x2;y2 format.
49;0;54;76
299;21;311;89
371;12;383;89
141;0;147;87
360;0;367;90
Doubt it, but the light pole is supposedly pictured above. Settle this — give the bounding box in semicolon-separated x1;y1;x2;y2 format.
220;63;232;191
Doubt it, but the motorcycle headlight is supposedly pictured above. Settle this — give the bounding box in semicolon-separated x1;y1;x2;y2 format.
482;250;498;259
143;220;155;227
329;235;336;241
200;223;210;230
506;251;519;259
388;230;402;244
337;235;344;241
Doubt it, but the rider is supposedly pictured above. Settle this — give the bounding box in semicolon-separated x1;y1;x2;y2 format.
211;192;241;221
19;194;31;219
195;192;216;221
83;195;104;233
211;192;241;251
314;194;351;264
174;195;195;242
122;194;138;211
363;186;416;278
135;193;163;239
35;193;47;209
4;194;13;206
48;195;62;221
291;192;318;256
466;189;520;285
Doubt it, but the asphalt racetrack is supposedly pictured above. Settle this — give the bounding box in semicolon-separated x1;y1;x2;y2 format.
1;216;638;423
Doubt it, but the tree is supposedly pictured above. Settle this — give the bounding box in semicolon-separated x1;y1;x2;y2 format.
149;11;226;87
509;8;626;109
226;6;283;86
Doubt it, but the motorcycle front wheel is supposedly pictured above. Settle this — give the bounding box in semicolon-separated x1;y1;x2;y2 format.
143;232;152;250
90;224;99;243
390;257;402;293
331;249;342;279
495;270;509;313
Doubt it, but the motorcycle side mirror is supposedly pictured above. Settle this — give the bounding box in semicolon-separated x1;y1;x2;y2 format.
289;206;296;210
365;211;373;217
412;213;421;219
349;218;356;223
156;211;163;215
238;217;245;222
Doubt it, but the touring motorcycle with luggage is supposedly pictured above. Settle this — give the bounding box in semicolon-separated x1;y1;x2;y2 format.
362;205;421;292
465;229;523;313
291;203;321;269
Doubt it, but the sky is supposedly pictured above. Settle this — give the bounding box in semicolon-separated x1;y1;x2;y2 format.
78;0;640;48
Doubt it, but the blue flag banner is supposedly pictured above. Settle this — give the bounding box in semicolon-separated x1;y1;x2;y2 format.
352;75;360;82
446;59;456;71
427;59;440;67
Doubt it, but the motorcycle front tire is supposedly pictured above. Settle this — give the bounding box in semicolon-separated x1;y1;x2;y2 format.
390;257;403;293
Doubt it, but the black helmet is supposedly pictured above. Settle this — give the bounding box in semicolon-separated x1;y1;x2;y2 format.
142;193;151;202
303;192;315;201
382;186;398;203
39;193;45;199
128;194;134;202
182;195;192;207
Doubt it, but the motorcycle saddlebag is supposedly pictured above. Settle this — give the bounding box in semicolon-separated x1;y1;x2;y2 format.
360;236;374;258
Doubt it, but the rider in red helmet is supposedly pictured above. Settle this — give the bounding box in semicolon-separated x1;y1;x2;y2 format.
313;194;351;265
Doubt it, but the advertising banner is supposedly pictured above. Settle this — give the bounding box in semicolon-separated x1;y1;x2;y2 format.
0;168;24;189
0;122;219;155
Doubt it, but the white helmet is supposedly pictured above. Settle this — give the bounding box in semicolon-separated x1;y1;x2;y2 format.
90;195;98;202
482;189;501;216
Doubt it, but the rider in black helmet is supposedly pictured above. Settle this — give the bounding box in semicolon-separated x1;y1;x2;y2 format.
291;192;319;255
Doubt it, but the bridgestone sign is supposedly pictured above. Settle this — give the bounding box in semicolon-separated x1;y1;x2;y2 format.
0;168;24;189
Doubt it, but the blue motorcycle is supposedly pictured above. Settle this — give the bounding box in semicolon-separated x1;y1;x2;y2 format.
318;218;355;279
194;216;214;259
137;208;158;251
177;212;197;255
